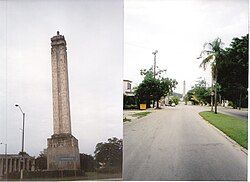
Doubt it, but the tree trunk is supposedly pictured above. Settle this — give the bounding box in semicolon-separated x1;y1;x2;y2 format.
214;70;218;114
156;100;159;109
239;92;242;110
211;78;214;112
146;99;150;108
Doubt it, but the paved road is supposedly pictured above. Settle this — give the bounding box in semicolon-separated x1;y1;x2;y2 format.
217;106;248;121
123;105;247;181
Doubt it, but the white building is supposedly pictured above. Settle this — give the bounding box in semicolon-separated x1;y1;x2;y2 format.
123;80;135;96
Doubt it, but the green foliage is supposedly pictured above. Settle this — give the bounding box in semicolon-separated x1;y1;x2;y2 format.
200;111;248;149
217;34;248;108
187;79;211;105
123;95;138;109
124;104;138;110
199;37;224;76
171;96;180;105
94;137;122;173
131;111;151;118
80;153;95;172
135;68;177;108
35;152;47;171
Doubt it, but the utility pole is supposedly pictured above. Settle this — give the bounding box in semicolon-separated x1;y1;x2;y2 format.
152;50;158;108
152;50;158;78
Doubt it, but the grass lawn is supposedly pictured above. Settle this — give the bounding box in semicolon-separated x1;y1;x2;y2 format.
132;111;151;119
199;111;248;149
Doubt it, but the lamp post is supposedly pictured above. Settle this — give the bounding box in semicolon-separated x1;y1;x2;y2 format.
15;104;25;180
0;142;7;180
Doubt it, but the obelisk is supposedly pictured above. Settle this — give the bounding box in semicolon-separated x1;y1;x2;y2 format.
47;31;80;171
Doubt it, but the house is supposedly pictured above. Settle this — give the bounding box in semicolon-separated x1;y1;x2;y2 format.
123;80;135;96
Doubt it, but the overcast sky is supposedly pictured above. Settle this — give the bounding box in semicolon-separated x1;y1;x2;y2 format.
0;0;123;156
124;0;248;94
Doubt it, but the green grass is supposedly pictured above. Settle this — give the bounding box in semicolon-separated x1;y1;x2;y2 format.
132;111;151;119
199;111;248;149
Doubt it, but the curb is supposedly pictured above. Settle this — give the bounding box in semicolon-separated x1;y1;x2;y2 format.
199;114;248;155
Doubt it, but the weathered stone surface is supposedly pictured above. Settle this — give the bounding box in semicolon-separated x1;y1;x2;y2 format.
47;134;80;170
51;32;71;134
47;32;80;171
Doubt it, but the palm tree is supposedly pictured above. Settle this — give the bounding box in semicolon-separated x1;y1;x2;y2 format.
198;38;224;114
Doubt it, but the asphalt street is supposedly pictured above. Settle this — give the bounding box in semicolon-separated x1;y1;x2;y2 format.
123;105;247;181
217;106;248;121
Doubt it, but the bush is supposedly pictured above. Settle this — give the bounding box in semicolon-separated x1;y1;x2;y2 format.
171;96;180;105
124;104;138;110
96;166;121;174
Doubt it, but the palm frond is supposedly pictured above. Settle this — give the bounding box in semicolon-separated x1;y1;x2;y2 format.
199;54;214;70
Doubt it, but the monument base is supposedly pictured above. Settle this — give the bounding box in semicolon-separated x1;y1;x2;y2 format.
47;133;80;171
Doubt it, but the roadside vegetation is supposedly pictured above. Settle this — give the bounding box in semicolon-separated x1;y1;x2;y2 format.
123;117;131;122
34;138;122;178
132;111;151;119
135;68;178;109
199;111;247;149
189;34;248;113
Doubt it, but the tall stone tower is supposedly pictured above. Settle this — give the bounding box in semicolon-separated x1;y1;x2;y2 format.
47;31;80;171
182;80;186;101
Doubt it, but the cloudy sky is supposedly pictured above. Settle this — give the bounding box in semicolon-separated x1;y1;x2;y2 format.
124;0;248;94
0;0;123;156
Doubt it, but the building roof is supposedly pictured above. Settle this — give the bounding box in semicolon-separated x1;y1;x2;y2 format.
123;79;132;83
0;153;34;159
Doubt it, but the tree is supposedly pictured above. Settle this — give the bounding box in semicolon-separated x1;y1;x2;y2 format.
186;79;211;105
35;152;47;171
80;153;95;172
171;96;180;105
135;74;157;108
94;137;122;173
198;38;225;113
135;68;177;108
217;34;248;109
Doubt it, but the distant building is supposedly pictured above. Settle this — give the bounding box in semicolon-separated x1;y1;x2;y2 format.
0;153;35;178
123;80;135;96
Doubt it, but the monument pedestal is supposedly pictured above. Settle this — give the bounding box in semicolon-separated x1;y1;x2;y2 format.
47;134;80;171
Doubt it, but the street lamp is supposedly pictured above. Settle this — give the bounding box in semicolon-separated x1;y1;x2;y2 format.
0;143;7;180
15;104;25;180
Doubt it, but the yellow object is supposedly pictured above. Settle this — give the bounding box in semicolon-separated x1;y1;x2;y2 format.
140;104;147;110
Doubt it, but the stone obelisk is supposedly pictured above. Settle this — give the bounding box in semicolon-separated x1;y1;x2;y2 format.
47;31;80;171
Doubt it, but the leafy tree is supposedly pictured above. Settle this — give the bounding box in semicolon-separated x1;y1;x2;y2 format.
123;95;137;109
35;152;47;171
135;68;177;108
171;96;180;105
135;74;158;108
198;38;225;113
217;34;248;109
80;153;95;172
94;137;122;173
187;79;211;105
